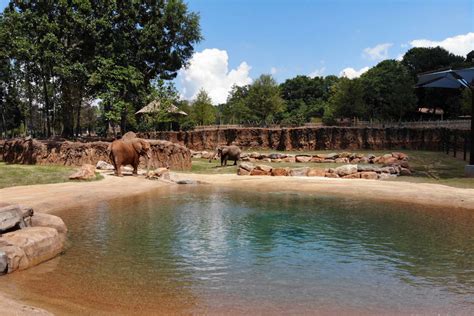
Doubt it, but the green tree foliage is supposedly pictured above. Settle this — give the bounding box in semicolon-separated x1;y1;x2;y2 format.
328;78;366;119
0;0;201;137
190;90;216;126
401;47;466;78
220;85;252;124
360;60;417;121
246;74;285;124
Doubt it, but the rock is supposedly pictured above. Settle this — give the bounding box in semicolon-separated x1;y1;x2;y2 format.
0;251;7;275
269;153;283;160
378;173;396;180
271;158;282;163
335;157;349;163
176;179;198;185
295;155;312;163
334;164;358;176
255;165;272;173
392;152;408;160
31;213;68;243
343;173;361;179
368;154;376;159
96;160;114;170
400;161;410;169
290;167;310;177
307;168;326;177
357;165;376;172
0;227;64;273
380;166;398;174
360;172;378;180
271;167;290;176
239;162;255;172
325;153;339;159
261;158;272;163
122;131;137;141
339;152;352;158
0;205;33;233
283;157;296;163
382;157;399;165
400;168;412;176
325;172;339;178
147;167;170;180
250;169;268;176
311;157;324;163
237;168;250;176
69;164;96;180
250;152;261;159
350;158;360;164
359;157;369;164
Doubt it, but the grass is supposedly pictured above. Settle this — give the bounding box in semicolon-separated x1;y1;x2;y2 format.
0;162;103;189
185;150;474;189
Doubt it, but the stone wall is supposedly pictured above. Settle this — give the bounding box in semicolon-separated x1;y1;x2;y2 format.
138;127;464;151
1;138;192;170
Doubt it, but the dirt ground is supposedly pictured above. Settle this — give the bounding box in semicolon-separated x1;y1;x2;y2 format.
1;172;474;314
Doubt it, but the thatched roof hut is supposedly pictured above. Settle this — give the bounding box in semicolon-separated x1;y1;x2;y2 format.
136;100;187;116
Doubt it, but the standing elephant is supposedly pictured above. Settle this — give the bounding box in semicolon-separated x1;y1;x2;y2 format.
209;145;241;166
109;138;152;176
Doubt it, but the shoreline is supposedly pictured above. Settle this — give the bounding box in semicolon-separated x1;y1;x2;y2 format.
1;172;474;314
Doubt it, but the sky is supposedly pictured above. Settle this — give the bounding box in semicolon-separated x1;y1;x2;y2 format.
2;0;473;104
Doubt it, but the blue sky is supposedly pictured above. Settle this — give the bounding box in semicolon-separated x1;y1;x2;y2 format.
2;0;473;103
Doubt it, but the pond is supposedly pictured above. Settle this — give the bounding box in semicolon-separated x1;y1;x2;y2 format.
2;187;474;314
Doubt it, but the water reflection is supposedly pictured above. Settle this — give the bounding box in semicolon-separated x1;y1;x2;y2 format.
1;187;473;314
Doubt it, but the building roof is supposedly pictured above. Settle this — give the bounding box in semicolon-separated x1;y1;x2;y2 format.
135;100;187;116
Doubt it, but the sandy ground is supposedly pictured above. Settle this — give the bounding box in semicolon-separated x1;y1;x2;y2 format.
1;172;474;314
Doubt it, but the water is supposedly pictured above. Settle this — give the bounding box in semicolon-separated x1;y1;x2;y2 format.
2;187;474;314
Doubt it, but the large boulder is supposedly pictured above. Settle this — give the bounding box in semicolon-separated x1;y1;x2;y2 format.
360;172;378;180
290;167;310;177
31;213;68;244
0;251;7;275
255;164;272;173
295;155;312;163
0;227;64;273
69;164;96;180
271;167;290;176
96;160;114;170
308;168;326;177
334;164;358;177
239;162;255;172
0;205;33;233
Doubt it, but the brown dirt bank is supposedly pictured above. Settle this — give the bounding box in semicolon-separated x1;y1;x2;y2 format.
1;138;191;170
1;173;473;314
138;126;468;151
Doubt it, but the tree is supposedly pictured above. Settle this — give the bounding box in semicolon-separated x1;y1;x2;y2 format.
220;85;251;124
246;74;285;124
360;60;417;121
191;90;216;126
401;47;465;78
328;78;366;119
0;0;201;138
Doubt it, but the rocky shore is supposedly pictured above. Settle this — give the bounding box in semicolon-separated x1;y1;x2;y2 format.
0;204;67;275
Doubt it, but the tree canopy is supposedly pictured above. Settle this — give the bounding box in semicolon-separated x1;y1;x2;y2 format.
0;0;201;137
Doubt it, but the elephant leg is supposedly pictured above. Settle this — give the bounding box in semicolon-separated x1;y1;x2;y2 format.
220;156;224;167
115;160;123;177
132;157;139;176
233;159;237;166
224;157;228;166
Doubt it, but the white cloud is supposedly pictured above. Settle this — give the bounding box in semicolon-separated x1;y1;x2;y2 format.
339;66;370;79
178;48;252;104
410;32;474;56
363;43;393;60
270;67;278;75
309;67;326;78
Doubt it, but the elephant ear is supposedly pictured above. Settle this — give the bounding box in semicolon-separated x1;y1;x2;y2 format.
132;139;143;154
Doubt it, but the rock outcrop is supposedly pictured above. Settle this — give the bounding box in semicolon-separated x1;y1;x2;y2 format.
2;137;192;170
69;164;96;180
0;205;67;275
138;127;458;151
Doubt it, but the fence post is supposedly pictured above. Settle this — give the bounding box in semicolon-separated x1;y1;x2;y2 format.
446;130;450;155
453;131;457;158
464;135;468;161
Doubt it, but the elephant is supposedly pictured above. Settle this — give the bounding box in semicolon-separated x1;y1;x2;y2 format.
209;145;241;166
109;138;152;176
